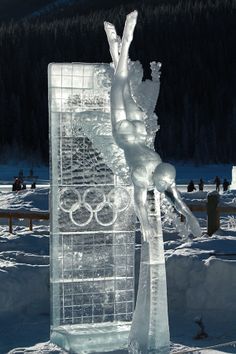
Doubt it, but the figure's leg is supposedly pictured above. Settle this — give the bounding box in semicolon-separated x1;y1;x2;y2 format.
106;12;138;126
117;11;145;121
115;10;138;78
104;22;121;69
123;82;144;121
131;166;155;242
111;11;145;125
104;26;126;123
105;12;144;125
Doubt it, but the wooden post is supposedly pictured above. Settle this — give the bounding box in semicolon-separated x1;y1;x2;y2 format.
9;216;13;234
207;192;220;236
29;218;33;231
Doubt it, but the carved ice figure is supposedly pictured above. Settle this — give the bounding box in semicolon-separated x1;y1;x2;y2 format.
104;10;202;354
231;166;236;190
104;10;201;250
48;10;202;354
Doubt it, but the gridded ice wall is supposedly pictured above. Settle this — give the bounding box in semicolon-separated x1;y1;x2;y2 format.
49;63;136;353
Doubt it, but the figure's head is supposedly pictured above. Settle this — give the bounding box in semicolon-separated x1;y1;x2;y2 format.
153;163;176;192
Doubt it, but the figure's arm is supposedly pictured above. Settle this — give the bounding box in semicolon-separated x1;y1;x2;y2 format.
165;183;202;237
133;185;154;242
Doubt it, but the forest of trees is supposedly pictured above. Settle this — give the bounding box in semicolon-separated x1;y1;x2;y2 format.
0;0;235;164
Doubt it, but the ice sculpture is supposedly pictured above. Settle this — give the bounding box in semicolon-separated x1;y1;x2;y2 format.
231;166;236;190
104;10;202;354
49;9;201;354
49;63;137;353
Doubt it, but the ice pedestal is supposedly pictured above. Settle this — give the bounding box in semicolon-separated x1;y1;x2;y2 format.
129;192;170;354
51;322;131;353
49;62;136;353
231;166;236;190
49;61;170;354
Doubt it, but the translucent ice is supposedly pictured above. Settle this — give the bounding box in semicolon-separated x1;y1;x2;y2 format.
49;62;136;353
104;10;201;354
231;166;236;190
49;9;201;354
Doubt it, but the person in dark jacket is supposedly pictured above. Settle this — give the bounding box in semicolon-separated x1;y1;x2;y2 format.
198;178;204;191
12;178;21;192
214;176;221;192
187;180;196;192
223;178;230;192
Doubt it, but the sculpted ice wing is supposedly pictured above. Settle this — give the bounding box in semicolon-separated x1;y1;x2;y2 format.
73;110;130;183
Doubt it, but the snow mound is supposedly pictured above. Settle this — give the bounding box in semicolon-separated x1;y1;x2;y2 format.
0;187;49;212
1;175;236;353
0;232;50;316
7;341;236;354
7;341;66;354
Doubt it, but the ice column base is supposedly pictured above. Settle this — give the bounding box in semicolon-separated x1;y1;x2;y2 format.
231;166;236;190
51;322;131;353
128;232;170;354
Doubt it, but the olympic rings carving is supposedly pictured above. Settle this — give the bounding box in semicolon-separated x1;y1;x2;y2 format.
83;187;106;211
107;187;131;212
94;201;118;227
59;186;131;227
59;188;81;213
69;202;93;227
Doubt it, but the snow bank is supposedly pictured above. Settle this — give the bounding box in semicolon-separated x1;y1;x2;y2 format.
1;180;236;353
8;341;66;354
0;187;49;212
166;249;236;315
0;251;49;316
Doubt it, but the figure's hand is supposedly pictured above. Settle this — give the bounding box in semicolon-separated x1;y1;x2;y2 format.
142;225;156;243
186;215;202;237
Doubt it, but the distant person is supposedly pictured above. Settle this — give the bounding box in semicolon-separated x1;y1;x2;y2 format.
194;316;208;340
214;176;221;192
18;169;23;179
12;180;17;192
12;178;21;192
187;180;196;192
31;181;36;189
223;178;230;192
22;183;26;190
198;178;204;191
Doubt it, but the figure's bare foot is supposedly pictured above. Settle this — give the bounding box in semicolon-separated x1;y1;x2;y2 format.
104;22;117;43
104;21;120;65
123;10;138;44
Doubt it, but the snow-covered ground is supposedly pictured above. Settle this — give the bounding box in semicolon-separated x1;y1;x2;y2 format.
0;164;236;354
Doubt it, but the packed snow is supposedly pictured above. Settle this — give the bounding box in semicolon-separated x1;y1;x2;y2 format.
0;164;236;353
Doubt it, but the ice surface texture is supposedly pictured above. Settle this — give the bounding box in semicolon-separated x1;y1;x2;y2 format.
231;166;236;190
49;62;137;353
